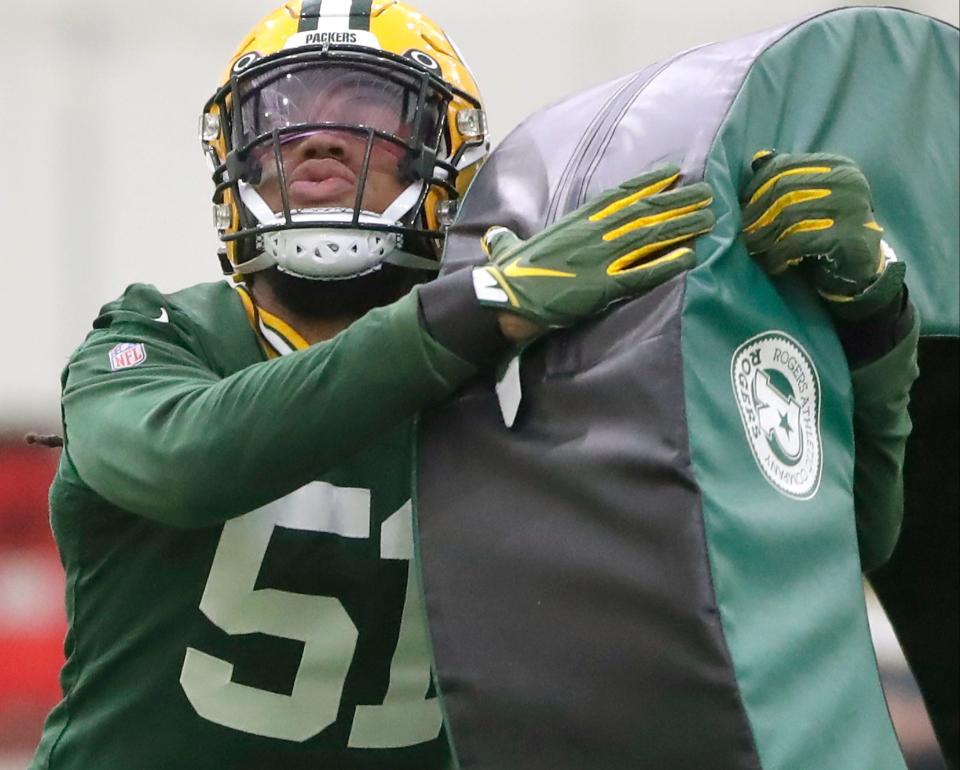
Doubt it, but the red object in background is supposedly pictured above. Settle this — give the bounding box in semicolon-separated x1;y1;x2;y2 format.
0;443;58;548
0;615;66;705
0;440;65;749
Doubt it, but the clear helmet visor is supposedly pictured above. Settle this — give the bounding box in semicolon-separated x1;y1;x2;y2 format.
244;64;434;138
227;60;451;280
236;61;447;217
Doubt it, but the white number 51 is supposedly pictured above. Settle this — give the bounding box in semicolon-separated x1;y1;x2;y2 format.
180;482;442;747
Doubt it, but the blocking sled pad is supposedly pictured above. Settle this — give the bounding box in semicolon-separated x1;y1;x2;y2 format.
414;8;959;770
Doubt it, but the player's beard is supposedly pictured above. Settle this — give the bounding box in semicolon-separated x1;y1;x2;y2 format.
252;264;433;322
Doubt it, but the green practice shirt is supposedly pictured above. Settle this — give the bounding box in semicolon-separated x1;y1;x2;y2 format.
31;281;476;770
30;278;918;770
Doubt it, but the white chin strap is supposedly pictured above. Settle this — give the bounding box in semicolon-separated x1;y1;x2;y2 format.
234;181;439;280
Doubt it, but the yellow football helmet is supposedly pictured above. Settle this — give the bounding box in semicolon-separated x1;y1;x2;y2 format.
200;0;488;281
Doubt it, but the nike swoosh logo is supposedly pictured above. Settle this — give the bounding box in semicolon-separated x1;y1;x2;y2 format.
503;259;576;279
154;308;169;324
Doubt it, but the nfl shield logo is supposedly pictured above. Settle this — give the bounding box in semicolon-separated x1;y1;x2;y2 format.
109;343;148;372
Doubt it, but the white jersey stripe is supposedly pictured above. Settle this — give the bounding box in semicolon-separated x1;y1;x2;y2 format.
258;319;297;357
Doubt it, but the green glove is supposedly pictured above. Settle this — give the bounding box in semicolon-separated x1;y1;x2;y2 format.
741;151;905;319
473;165;715;328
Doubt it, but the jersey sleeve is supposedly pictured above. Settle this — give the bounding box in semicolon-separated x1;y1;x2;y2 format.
62;287;477;528
849;309;920;573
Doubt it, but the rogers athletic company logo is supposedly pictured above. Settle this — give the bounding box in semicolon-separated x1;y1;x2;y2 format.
109;343;147;372
731;331;822;500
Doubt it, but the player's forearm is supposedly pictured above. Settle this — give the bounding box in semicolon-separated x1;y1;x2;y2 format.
847;307;920;572
64;289;483;527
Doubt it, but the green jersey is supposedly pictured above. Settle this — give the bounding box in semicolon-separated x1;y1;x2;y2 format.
31;281;477;770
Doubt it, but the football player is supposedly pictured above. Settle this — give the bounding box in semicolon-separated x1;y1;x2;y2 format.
29;2;718;768
30;1;919;768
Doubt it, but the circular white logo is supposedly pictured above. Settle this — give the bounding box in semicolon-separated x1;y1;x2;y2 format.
731;331;822;500
231;52;262;74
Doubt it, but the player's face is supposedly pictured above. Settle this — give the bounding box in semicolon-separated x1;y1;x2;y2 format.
246;69;422;215
253;128;408;216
